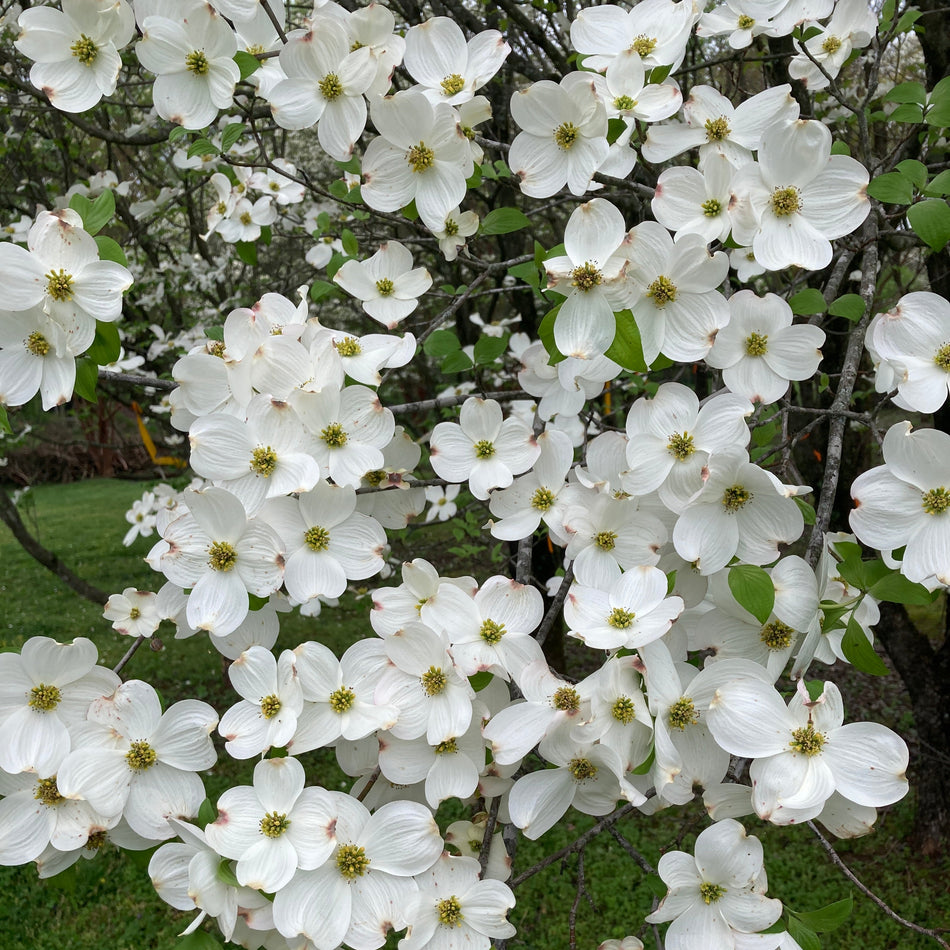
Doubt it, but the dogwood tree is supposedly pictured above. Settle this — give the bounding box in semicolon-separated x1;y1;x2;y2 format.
1;0;950;949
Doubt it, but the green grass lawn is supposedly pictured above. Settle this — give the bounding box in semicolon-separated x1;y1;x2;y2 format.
1;479;948;950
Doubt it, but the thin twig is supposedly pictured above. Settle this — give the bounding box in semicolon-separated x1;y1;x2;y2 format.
98;370;177;392
478;795;503;878
386;390;528;416
607;827;656;874
356;766;381;803
113;635;147;675
535;563;574;647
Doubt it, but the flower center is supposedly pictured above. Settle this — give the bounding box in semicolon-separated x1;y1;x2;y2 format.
647;275;677;306
701;198;722;217
700;882;726;903
334;337;362;358
933;343;950;371
630;34;657;56
126;740;158;771
668;696;698;730
667;431;695;461
721;485;751;512
34;777;64;806
922;487;950;515
704;116;731;141
822;35;842;54
745;332;769;356
407;142;435;173
85;830;108;851
321;422;348;448
337;843;370;878
613;94;636;111
474;439;496;459
129;607;141;620
760;620;794;650
375;278;395;296
319;73;344;101
45;269;74;302
304;525;331;551
435;738;458;755
250;445;278;476
444;218;460;236
554;122;579;150
770;186;802;217
208;340;226;358
328;686;356;713
480;619;506;644
790;723;826;756
553;685;580;711
240;211;253;226
185;50;210;76
737;14;755;28
29;682;61;711
25;331;51;356
607;607;635;629
571;262;603;292
421;666;447;696
594;530;617;551
441;73;466;96
70;34;99;65
437;895;464;926
259;811;290;838
612;695;636;724
260;694;282;719
207;540;238;572
532;487;556;511
568;756;598;781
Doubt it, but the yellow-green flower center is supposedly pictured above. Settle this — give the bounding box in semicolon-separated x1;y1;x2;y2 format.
85;829;108;851
630;34;657;56
321;422;348;448
207;540;238;572
771;186;801;217
554;122;579;150
613;94;636;111
607;607;636;629
437;895;464;926
421;665;447;696
329;686;356;713
129;606;141;620
260;811;290;838
435;738;458;755
337;843;370;878
304;525;330;551
553;685;580;711
375;278;395;296
647;275;677;306
407;142;435;173
185;50;210;76
922;487;950;515
668;695;698;730
250;445;278;477
45;268;74;302
480;619;506;644
208;340;226;358
571;262;603;292
126;740;158;771
790;723;825;756
704;116;731;141
334;337;362;358
532;486;556;511
702;198;722;217
760;620;794;650
933;343;950;371
444;218;460;236
667;431;695;461
700;882;726;903
260;694;282;719
612;695;636;724
34;776;64;806
474;439;495;460
319;73;344;101
594;530;617;551
240;211;253;226
745;332;769;356
722;485;751;512
25;331;51;357
441;73;466;96
737;14;755;28
70;34;99;66
29;683;62;711
568;756;598;781
822;35;842;54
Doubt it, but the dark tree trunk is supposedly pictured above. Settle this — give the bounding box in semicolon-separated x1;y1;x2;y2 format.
875;601;950;856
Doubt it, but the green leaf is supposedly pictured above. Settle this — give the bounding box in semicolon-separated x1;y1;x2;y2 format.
649;63;672;84
168;125;188;143
881;0;895;23
805;680;826;702
794;496;817;524
85;320;121;365
235;241;257;266
728;564;775;623
795;895;853;933
896;159;928;187
908;199;950;251
334;155;361;174
204;326;224;341
401;199;419;220
465;164;483;190
493;159;511;177
341;228;359;257
829;539;863;563
217;858;240;888
666;570;677;595
441;350;473;374
187;137;219;159
607;117;628;145
828;293;865;322
830;140;851;156
605;310;647;371
423;329;461;357
177;932;224;949
73;357;98;403
469;671;494;691
841;614;889;675
538;303;566;365
644;872;667;898
479;208;531;236
923;169;950;197
69;189;115;236
895;7;923;32
508;260;541;291
233;50;261;80
867;172;914;204
868;571;937;605
820;601;852;635
309;280;338;302
94;235;127;266
474;334;509;365
788;288;827;316
0;404;10;435
220;122;246;153
889;103;924;123
196;798;216;828
884;81;926;105
787;915;822;950
328;179;349;200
